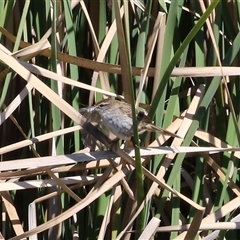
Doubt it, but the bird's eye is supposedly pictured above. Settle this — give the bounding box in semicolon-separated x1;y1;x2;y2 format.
96;100;109;109
98;103;105;108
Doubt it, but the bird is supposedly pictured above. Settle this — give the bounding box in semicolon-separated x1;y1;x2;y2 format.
80;98;179;141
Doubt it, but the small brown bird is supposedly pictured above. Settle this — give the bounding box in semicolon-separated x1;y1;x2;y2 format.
80;98;178;141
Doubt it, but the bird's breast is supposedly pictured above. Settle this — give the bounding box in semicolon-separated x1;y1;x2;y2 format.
100;113;133;140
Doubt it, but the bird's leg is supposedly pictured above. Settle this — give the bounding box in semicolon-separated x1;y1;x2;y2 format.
109;137;120;151
130;136;141;149
130;136;136;146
